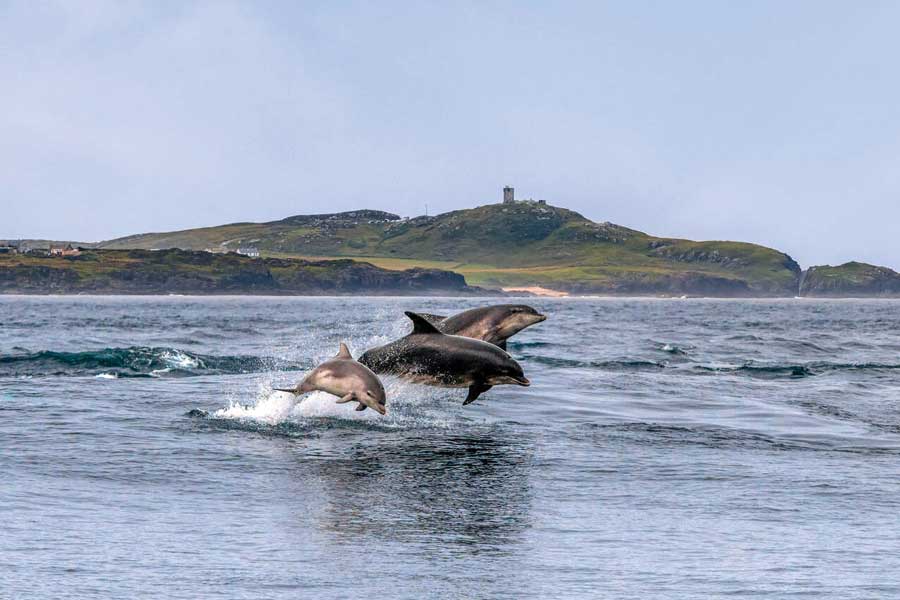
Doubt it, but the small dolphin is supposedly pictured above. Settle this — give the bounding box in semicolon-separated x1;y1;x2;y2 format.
274;343;387;415
358;312;530;405
418;304;546;350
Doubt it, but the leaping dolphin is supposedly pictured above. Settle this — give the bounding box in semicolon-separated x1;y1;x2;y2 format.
275;343;387;415
418;304;546;350
358;312;530;405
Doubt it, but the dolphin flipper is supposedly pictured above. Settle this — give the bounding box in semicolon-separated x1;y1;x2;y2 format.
336;392;356;404
463;382;493;405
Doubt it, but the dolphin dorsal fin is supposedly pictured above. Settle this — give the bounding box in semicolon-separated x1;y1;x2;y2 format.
405;311;443;335
336;342;353;359
418;313;447;325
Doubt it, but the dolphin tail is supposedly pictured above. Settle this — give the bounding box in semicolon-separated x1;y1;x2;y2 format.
463;382;493;405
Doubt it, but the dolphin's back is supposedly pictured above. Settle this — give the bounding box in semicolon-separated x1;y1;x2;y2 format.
440;310;485;335
359;332;512;386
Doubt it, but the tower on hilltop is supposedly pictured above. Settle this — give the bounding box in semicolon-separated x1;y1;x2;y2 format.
503;186;514;204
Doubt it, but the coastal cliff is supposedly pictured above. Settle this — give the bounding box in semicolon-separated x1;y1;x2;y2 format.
800;262;900;298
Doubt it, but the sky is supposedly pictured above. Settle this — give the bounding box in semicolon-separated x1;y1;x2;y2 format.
3;1;900;269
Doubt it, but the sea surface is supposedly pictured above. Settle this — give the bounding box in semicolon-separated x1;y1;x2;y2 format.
2;296;900;599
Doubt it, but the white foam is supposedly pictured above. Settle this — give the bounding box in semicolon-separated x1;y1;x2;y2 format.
211;375;464;430
214;390;381;425
161;349;202;369
95;372;118;379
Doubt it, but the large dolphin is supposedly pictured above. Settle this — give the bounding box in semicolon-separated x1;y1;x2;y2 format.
418;304;546;350
358;311;530;405
274;343;387;414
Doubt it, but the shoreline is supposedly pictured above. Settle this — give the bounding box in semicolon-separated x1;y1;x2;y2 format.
502;286;570;297
3;292;900;300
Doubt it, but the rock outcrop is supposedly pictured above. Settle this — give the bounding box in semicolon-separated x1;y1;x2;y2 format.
800;262;900;297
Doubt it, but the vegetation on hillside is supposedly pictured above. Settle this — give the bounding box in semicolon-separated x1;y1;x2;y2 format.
0;249;482;295
102;202;800;296
800;262;900;297
99;202;802;296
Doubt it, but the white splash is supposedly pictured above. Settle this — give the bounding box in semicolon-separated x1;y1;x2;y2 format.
95;372;118;379
211;375;462;430
161;349;202;369
214;390;380;425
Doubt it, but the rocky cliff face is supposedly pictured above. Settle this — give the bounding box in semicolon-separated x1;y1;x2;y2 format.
0;249;484;296
800;262;900;297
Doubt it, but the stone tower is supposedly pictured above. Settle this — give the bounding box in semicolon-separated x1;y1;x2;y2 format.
503;186;514;204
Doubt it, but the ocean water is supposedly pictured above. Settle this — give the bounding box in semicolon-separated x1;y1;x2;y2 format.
2;296;900;599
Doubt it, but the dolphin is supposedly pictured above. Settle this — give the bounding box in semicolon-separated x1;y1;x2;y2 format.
418;304;546;350
274;343;387;414
358;311;530;405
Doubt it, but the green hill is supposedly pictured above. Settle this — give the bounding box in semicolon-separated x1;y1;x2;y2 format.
99;202;802;296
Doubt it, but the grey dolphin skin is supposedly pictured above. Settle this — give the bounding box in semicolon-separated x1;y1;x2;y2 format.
358;312;530;405
274;343;387;414
419;304;546;350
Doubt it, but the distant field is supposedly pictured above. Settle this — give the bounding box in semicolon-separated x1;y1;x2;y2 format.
264;253;465;272
262;253;626;289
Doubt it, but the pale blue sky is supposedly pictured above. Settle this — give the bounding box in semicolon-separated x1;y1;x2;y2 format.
3;1;899;268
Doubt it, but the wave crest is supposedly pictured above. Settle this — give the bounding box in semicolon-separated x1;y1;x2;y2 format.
0;346;307;378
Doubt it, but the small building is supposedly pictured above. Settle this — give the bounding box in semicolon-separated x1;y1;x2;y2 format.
503;186;515;204
236;247;260;258
0;244;17;255
50;244;81;257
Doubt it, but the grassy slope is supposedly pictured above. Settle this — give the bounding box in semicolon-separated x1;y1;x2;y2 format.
0;249;476;295
99;202;802;295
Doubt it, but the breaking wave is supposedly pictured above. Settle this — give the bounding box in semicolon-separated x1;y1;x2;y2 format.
0;346;309;378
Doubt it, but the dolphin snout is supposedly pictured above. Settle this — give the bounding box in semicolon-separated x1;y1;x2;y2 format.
515;376;531;387
526;312;547;325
